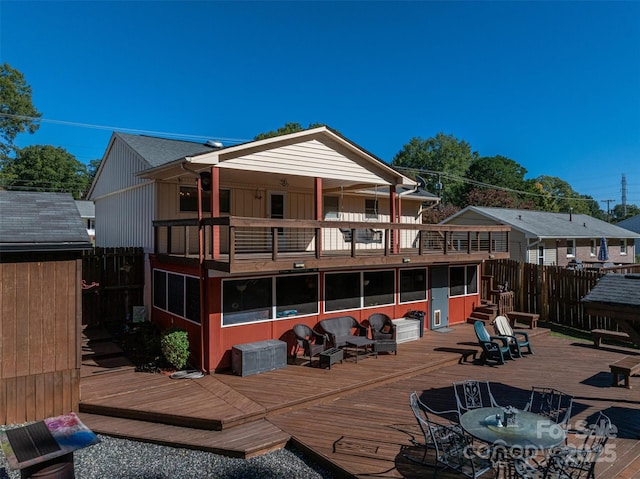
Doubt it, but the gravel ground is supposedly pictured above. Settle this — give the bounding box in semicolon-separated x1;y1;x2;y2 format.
0;434;335;479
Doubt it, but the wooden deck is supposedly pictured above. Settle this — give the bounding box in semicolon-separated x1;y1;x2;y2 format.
79;324;640;477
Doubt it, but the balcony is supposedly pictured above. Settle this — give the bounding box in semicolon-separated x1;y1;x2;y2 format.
153;217;510;274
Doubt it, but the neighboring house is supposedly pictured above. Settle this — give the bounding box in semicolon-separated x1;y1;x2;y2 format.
441;206;639;267
87;126;510;372
0;191;92;425
75;200;96;244
617;213;640;259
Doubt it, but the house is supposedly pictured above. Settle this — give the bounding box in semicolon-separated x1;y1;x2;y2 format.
0;191;92;424
441;206;639;268
617;213;640;260
87;126;511;372
75;200;95;244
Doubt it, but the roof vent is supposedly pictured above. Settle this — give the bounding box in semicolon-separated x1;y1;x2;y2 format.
205;140;223;148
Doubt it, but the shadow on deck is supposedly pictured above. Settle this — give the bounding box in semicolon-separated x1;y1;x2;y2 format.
79;324;640;478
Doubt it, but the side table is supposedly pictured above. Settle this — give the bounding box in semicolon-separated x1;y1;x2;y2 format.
319;347;343;369
373;340;397;355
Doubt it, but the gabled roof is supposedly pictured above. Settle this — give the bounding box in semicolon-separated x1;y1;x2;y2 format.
617;213;640;234
116;133;218;169
75;200;95;219
0;191;92;253
443;206;639;239
582;273;640;308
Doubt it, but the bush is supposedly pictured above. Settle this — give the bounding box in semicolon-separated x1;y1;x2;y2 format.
160;327;190;370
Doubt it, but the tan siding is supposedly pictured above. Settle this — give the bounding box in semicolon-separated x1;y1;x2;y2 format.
219;139;389;184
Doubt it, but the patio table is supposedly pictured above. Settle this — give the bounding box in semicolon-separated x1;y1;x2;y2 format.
345;337;377;363
460;406;566;477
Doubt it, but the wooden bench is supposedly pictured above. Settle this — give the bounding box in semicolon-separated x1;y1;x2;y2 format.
609;356;640;389
591;329;633;348
506;311;539;329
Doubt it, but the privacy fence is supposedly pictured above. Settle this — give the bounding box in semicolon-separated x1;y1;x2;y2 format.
482;259;640;332
82;247;145;330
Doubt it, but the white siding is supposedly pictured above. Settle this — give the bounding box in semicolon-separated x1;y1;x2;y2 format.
91;139;151;199
95;183;156;251
218;139;389;184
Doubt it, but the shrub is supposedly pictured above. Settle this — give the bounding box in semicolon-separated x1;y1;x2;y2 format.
160;327;190;370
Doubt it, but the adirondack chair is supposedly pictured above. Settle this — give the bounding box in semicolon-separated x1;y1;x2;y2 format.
473;321;513;365
492;315;534;357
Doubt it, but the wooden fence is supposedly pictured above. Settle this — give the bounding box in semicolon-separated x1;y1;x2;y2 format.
82;247;145;331
482;259;640;332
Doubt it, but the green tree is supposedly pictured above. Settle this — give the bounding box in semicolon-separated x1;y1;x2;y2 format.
1;145;89;199
254;122;326;140
612;203;640;222
528;175;603;218
0;64;41;158
465;187;534;209
392;133;479;207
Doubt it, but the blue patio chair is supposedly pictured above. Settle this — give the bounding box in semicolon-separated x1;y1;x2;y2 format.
473;320;513;365
492;315;533;357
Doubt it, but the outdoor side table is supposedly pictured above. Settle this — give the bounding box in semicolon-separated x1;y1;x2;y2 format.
319;347;343;369
0;412;100;479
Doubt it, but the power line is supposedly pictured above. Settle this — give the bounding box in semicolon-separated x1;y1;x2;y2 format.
0;113;251;144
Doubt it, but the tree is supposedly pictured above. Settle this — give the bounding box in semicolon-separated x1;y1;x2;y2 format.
392;133;479;207
1;145;89;199
0;64;41;158
465;188;534;209
612;203;640;222
422;204;460;224
254;122;326;140
528;175;603;218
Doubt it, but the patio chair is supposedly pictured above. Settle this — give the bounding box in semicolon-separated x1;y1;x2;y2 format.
492;315;533;357
473;320;514;365
453;380;502;418
513;412;611;479
292;324;329;366
524;387;573;430
368;313;398;355
407;391;492;478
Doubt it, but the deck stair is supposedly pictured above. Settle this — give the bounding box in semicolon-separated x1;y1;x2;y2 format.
466;303;498;324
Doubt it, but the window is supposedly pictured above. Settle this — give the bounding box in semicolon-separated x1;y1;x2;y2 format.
363;270;395;307
590;239;597;257
179;186;230;214
449;265;478;297
276;274;318;317
153;269;200;324
222;278;272;325
325;272;361;312
400;268;427;303
324;196;339;219
621;239;627;255
566;239;575;257
365;199;378;219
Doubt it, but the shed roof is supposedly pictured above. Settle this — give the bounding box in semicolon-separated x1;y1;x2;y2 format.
582;273;640;308
0;191;92;252
443;206;639;239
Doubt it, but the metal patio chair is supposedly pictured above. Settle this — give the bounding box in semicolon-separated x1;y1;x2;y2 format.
453;380;502;418
524;387;573;430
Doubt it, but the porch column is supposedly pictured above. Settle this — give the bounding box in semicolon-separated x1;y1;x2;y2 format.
211;167;220;260
390;185;398;253
315;177;323;257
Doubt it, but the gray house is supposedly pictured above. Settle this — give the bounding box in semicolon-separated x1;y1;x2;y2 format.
617;213;640;259
441;206;639;267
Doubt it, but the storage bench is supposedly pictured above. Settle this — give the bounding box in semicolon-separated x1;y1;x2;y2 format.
609;356;640;389
231;339;287;377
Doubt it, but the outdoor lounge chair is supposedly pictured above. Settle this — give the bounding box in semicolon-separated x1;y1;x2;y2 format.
368;313;398;355
492;315;534;357
473;320;514;365
292;324;329;366
318;316;368;348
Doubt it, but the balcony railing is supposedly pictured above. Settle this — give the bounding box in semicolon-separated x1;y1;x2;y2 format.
153;217;510;272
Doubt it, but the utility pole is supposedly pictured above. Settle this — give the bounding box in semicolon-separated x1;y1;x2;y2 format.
601;199;615;222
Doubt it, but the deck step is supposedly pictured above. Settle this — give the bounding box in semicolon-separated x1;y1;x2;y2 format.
78;412;290;459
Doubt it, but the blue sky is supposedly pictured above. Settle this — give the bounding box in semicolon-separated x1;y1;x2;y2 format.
1;1;639;207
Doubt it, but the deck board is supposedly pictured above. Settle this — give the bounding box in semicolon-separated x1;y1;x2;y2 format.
79;324;640;477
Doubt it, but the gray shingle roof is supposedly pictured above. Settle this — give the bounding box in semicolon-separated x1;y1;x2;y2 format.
0;191;92;252
116;133;219;168
449;206;639;239
617;213;640;234
582;273;640;308
75;200;94;219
